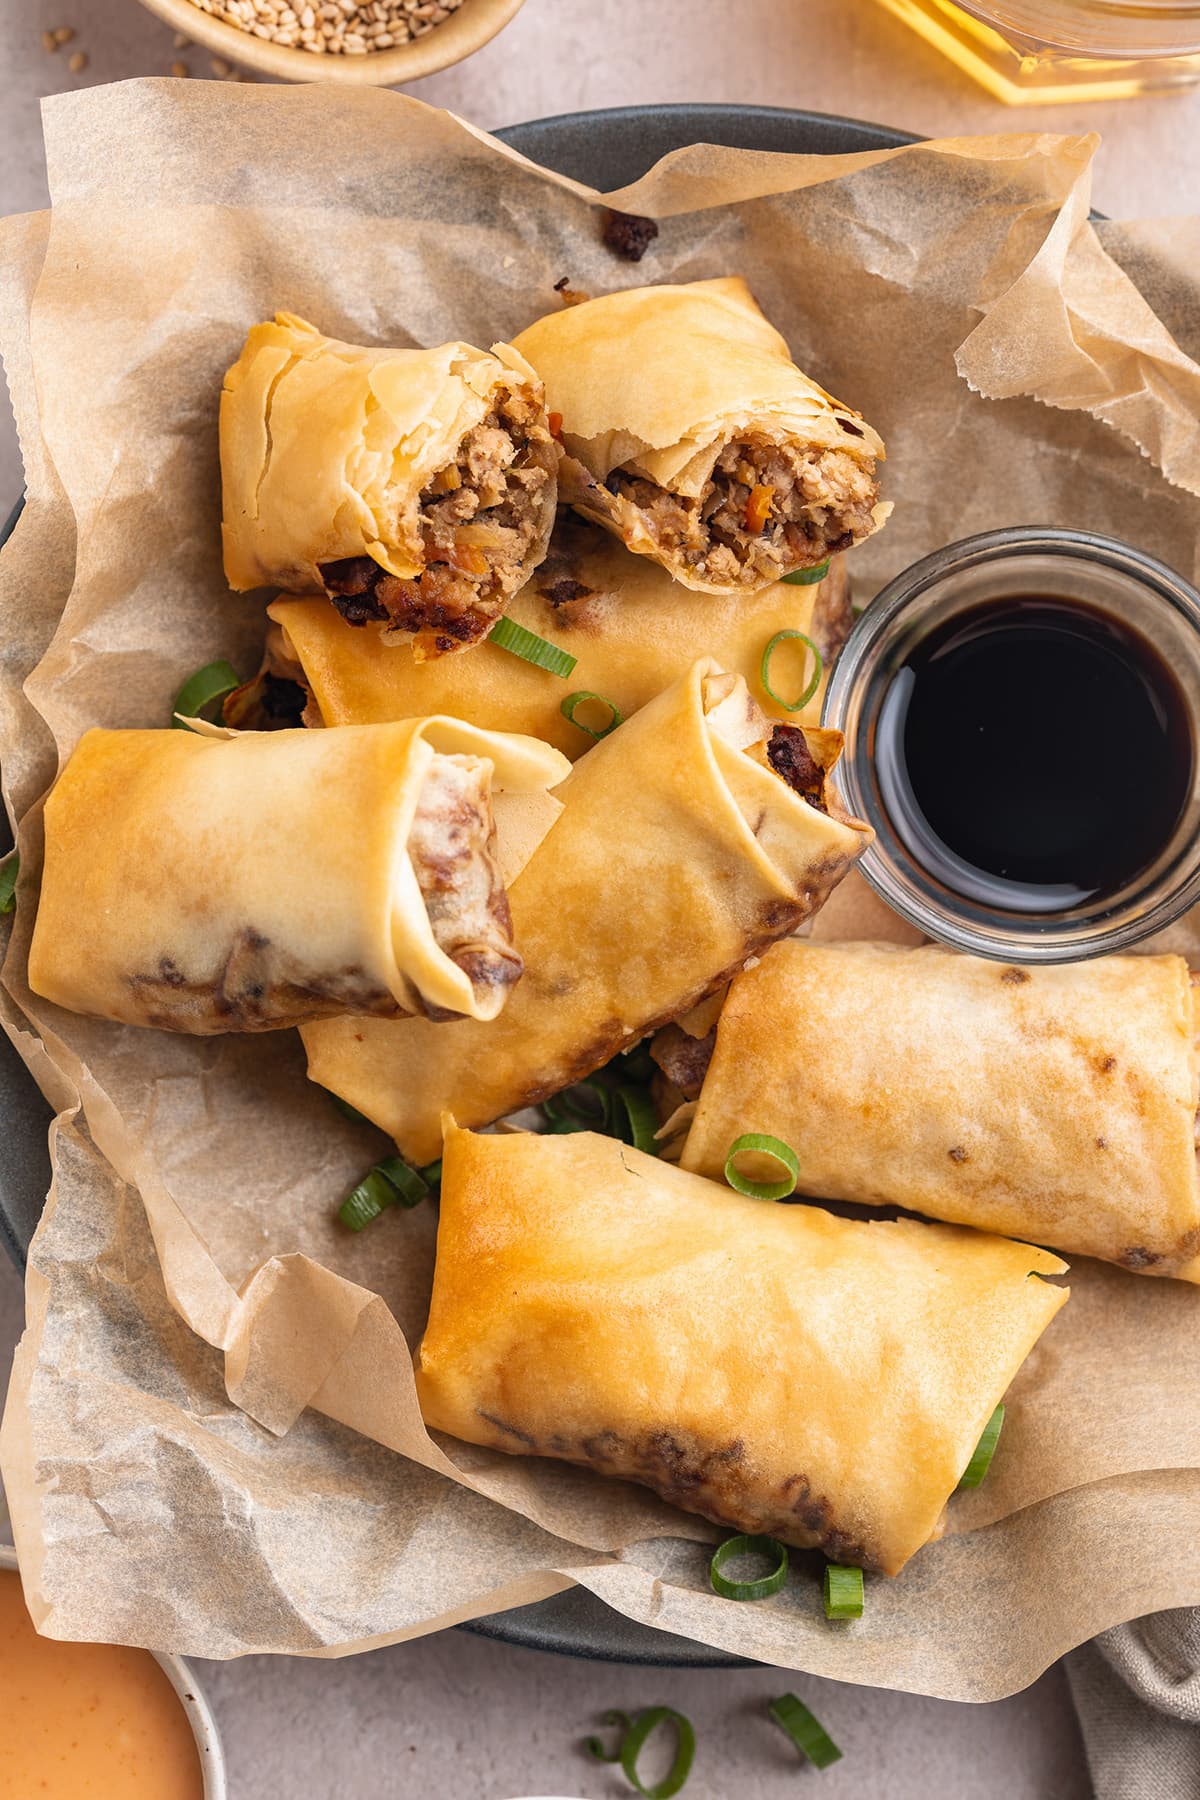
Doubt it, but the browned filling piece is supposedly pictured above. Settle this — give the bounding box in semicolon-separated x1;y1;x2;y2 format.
608;435;878;587
407;755;522;1020
765;724;829;813
319;387;557;657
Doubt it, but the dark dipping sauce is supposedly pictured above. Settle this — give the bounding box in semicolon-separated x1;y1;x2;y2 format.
876;595;1195;914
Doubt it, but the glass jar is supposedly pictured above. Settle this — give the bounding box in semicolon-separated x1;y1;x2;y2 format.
871;0;1200;102
822;527;1200;961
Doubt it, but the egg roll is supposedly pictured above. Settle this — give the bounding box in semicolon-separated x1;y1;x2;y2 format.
220;313;559;657
28;719;570;1035
417;1125;1069;1576
263;520;853;753
682;941;1200;1281
301;658;872;1163
510;278;887;593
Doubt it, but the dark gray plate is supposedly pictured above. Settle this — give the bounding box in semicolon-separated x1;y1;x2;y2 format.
0;103;915;1664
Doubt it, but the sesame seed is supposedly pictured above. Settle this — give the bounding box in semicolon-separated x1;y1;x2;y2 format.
67;49;87;71
54;25;76;43
179;0;464;51
170;59;190;75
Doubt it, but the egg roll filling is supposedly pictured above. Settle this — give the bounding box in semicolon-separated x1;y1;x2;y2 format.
601;434;879;587
318;387;558;657
407;753;522;1020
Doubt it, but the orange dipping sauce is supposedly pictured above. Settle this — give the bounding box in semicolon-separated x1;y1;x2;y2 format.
0;1569;205;1798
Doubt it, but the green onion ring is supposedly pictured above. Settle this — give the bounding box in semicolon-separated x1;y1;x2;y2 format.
0;852;19;916
617;1085;659;1156
375;1154;430;1209
781;559;831;587
337;1168;400;1233
561;689;624;741
420;1158;443;1190
543;1079;612;1130
488;616;577;678
958;1402;1005;1489
760;630;824;713
620;1707;697;1798
171;659;241;730
709;1533;790;1601
584;1708;633;1763
823;1563;864;1620
723;1133;800;1201
768;1693;843;1770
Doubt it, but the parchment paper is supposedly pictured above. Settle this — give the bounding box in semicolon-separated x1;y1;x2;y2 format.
2;79;1200;1699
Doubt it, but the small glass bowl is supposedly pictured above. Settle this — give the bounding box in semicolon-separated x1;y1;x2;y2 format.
822;527;1200;962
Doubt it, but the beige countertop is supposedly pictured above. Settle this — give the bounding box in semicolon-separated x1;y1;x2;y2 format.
2;1;1193;1792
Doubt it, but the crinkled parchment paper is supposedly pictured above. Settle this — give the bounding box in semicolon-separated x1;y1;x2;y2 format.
2;80;1200;1699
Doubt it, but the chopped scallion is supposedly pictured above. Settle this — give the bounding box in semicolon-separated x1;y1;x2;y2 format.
958;1403;1005;1489
330;1093;371;1127
543;1079;612;1130
617;1084;659;1156
709;1533;789;1601
337;1168;400;1233
768;1693;842;1770
585;1707;696;1798
488;616;576;678
781;559;831;587
420;1158;443;1190
171;659;240;730
723;1132;800;1201
375;1154;430;1209
561;689;624;741
0;852;19;916
760;630;823;713
823;1563;864;1620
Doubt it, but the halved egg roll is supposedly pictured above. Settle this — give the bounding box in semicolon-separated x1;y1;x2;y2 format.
417;1125;1069;1576
682;941;1200;1281
301;658;871;1163
220;313;559;657
511;277;887;592
262;520;853;753
28;719;570;1034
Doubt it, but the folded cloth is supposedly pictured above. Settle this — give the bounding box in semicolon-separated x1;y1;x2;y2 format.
1068;1613;1200;1798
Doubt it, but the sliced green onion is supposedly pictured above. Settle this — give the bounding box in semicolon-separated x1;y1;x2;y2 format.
0;852;19;916
543;1079;612;1130
617;1085;659;1156
823;1563;864;1620
724;1133;799;1201
958;1402;1005;1489
420;1158;443;1190
781;559;831;587
768;1693;842;1771
760;630;823;713
375;1154;430;1209
585;1708;633;1763
337;1168;399;1233
488;616;576;678
561;689;624;741
171;659;240;729
620;1707;696;1798
710;1533;789;1601
330;1093;371;1127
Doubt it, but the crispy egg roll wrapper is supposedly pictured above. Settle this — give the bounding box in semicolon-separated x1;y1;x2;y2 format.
416;1124;1069;1576
220;313;558;654
28;719;570;1034
511;278;887;592
301;659;871;1163
269;528;851;753
683;941;1200;1281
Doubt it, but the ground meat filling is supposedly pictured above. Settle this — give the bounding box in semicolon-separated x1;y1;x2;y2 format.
609;434;878;587
766;725;829;814
407;755;522;1020
319;385;557;655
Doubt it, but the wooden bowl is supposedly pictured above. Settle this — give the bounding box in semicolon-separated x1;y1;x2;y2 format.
136;0;526;84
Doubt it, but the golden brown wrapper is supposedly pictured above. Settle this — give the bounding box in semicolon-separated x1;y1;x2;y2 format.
269;524;851;754
301;658;871;1163
682;941;1200;1281
511;277;887;591
416;1125;1069;1576
220;313;558;653
28;719;569;1034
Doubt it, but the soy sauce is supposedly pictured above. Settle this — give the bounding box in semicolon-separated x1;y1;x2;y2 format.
875;595;1194;914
